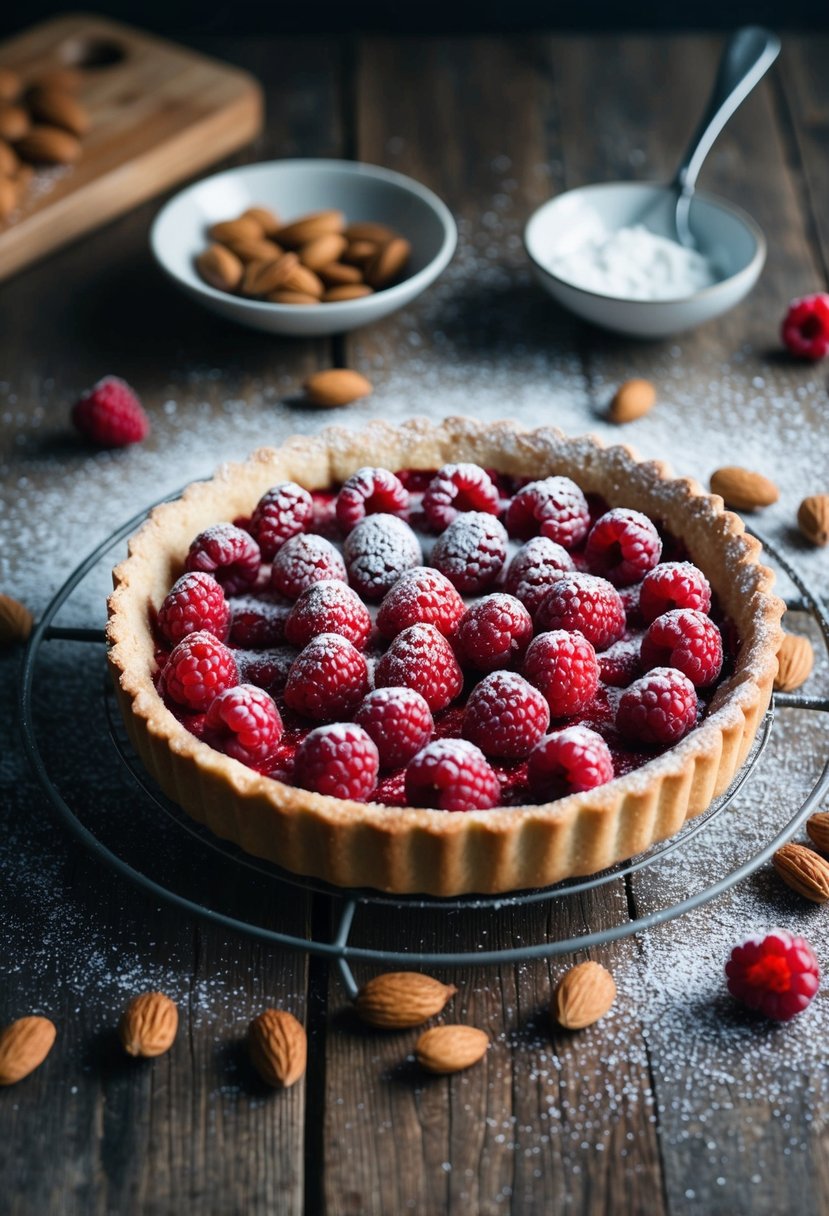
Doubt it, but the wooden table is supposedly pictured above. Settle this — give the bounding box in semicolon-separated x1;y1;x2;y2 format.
2;33;828;1216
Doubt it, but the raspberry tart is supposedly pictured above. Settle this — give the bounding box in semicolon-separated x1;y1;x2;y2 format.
108;418;783;895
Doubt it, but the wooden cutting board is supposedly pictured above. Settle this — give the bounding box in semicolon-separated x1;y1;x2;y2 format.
0;14;263;281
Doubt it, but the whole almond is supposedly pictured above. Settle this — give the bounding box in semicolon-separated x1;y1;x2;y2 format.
28;87;90;137
322;284;374;302
0;102;29;141
343;239;378;265
0;67;21;102
299;233;348;271
0;593;33;645
345;221;394;244
772;842;829;903
710;466;780;511
269;290;319;305
552;961;616;1030
119;992;179;1057
209;215;263;244
276;210;345;248
0;1016;56;1085
28;68;84;94
196;244;244;292
303;368;373;408
283;262;324;298
0;138;20;175
0;177;16;219
241;252;300;297
319;261;363;287
774;632;814;692
248;1009;307;1087
224;236;283;264
240;205;281;236
797;495;829;547
365;236;411;289
806;813;829;854
415;1025;489;1074
354;971;457;1028
16;125;80;164
609;378;656;423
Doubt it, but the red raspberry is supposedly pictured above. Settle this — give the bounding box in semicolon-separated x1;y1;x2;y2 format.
335;467;409;532
422;463;500;530
157;571;230;645
271;533;347;599
185;523;261;595
160;630;238;712
504;536;574;616
505;477;590;549
598;639;641;688
585;508;663;587
294;723;379;800
71;375;149;448
535;573;625;651
455;594;533;671
781;293;829;360
462;671;550;759
205;683;283;769
522;630;599;719
250;482;314;559
639;561;712;624
527;725;614;798
284;580;371;650
375;623;463;712
616;667;698;745
344;513;422;600
354;687;434;768
430;511;507;593
641;608;723;687
376;566;465;640
228;595;290;648
234;646;296;693
726;930;820;1021
405;739;501;811
283;633;369;721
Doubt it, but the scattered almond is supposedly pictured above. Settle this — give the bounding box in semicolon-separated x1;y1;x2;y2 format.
0;1016;56;1085
797;495;829;547
774;632;814;692
248;1009;307;1088
609;378;656;423
16;124;81;165
772;842;829;904
415;1025;489;1074
323;284;374;302
552;961;617;1030
195;244;244;292
119;992;179;1058
365;236;411;289
354;971;457;1029
710;466;780;512
28;87;90;137
0;67;21;102
806;813;829;855
275;210;345;248
240;205;281;236
303;368;373;408
299;232;348;271
0;101;30;141
0;593;33;645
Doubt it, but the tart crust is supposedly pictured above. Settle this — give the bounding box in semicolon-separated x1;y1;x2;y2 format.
107;417;784;895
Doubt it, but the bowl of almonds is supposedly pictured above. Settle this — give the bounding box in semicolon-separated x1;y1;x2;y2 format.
150;159;456;336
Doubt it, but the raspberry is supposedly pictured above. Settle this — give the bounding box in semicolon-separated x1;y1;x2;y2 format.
335;466;409;532
376;566;465;640
781;293;829;360
726;930;820;1021
157;571;230;645
271;533;347;599
404;739;501;812
205;684;283;769
505;477;590;549
535;573;625;651
462;671;550;759
422;463;500;530
185;523;261;595
585;508;663;587
284;580;372;650
375;623;463;712
228;595;290;648
294;723;379;800
523;630;599;718
640;608;723;687
250;482;314;559
504;536;574;616
235;646;296;692
355;687;434;768
455;594;533;671
71;375;149;448
160;630;238;712
430;511;507;593
283;633;369;721
598;638;641;687
639;561;712;624
616;667;698;745
344;513;422;600
527;725;614;798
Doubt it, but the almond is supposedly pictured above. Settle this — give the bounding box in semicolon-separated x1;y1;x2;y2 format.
0;67;21;102
0;138;20;175
224;236;284;264
0;177;16;220
772;842;829;904
275;210;345;248
322;284;374;302
268;290;319;305
283;262;324;298
0;1016;56;1085
552;961;616;1030
28;68;84;94
248;1009;306;1088
119;992;179;1057
303;368;373;408
345;221;394;244
609;378;656;423
196;244;244;292
299;233;348;271
319;261;363;287
415;1025;488;1074
28;87;90;137
0;593;33;645
365;236;411;289
354;971;457;1028
806;813;829;855
241;252;300;297
797;495;829;547
343;239;378;266
16;124;81;165
0;101;30;141
239;205;281;237
710;466;779;511
774;632;814;692
209;215;263;244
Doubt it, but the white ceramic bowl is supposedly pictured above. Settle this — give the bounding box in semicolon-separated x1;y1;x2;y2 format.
524;182;766;338
150;159;457;337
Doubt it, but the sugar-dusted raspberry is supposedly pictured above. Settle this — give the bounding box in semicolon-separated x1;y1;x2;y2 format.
234;646;297;693
294;723;379;800
616;667;698;745
640;608;723;687
205;683;283;768
285;580;372;650
504;536;574;616
344;513;422;600
157;571;230;645
405;739;501;811
535;572;625;652
271;533;347;599
505;477;591;550
250;482;314;559
376;566;465;640
375;623;463;712
522;630;599;719
462;671;550;759
283;633;369;721
455;594;533;672
335;466;409;532
726;930;820;1021
160;630;238;712
598;638;641;688
71;375;149;448
781;293;829;361
527;725;614;798
228;595;290;648
639;561;712;624
585;508;663;587
422;463;500;530
355;687;434;768
185;522;261;595
430;511;507;594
